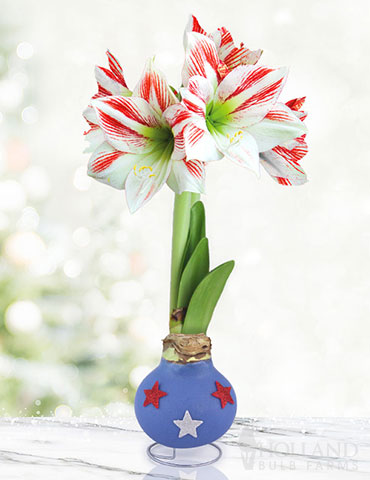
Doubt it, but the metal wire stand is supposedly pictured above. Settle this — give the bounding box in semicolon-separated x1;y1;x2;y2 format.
147;442;222;468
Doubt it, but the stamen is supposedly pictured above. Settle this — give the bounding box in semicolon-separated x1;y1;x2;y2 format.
138;165;153;172
227;130;244;146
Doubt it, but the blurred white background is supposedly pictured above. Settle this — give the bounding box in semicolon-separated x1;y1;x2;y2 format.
0;0;369;417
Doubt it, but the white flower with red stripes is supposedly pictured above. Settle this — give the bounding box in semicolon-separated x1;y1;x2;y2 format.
83;50;131;153
260;97;308;185
166;31;307;180
86;58;205;212
185;15;262;71
83;17;309;213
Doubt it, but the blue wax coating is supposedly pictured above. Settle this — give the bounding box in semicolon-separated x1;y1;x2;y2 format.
135;358;237;448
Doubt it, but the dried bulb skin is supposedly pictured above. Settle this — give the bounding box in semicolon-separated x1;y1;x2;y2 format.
162;333;211;363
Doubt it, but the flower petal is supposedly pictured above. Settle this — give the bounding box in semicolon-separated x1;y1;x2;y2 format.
87;142;136;189
83;106;105;152
184;15;262;70
83;105;98;126
125;151;172;213
184;14;207;44
182;32;221;88
286;97;307;121
164;103;192;161
183;15;207;54
180;75;213;118
214;65;288;128
133;58;178;116
93;50;131;98
247;103;307;152
166;78;221;163
167;159;205;195
210;27;262;70
261;135;308;186
220;129;260;175
106;50;128;87
84;125;106;153
183;121;222;163
286;96;306;112
92;96;161;153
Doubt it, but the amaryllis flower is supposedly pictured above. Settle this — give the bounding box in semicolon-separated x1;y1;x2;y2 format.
260;97;308;185
185;15;262;71
167;32;307;177
87;58;205;213
83;50;131;153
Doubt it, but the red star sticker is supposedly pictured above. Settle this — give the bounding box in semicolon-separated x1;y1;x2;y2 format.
212;381;234;409
143;381;167;409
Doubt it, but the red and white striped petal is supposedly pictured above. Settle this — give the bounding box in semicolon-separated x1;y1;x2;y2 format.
83;105;105;152
87;142;136;189
92;96;161;154
279;134;308;163
286;97;307;121
210;27;262;70
184;14;207;45
133;58;178;116
125;152;173;213
84;125;106;153
167;159;205;195
247;103;307;152
180;75;214;118
164;103;194;161
286;97;305;112
182;32;221;88
83;105;98;126
261;135;308;186
183;121;222;163
184;15;262;70
164;97;221;164
215;65;288;128
220;129;260;175
93;50;130;98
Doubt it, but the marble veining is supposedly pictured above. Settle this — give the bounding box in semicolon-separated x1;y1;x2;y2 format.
0;416;369;479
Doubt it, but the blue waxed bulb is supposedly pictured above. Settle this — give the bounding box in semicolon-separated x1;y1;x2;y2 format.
135;356;237;448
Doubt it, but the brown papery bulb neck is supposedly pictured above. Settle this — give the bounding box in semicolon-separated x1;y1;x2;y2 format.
162;333;211;364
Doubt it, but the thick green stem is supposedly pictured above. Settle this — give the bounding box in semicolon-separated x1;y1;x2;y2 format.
170;192;192;322
191;192;200;205
169;192;201;332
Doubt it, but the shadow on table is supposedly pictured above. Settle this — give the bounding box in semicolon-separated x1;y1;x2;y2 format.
143;465;229;479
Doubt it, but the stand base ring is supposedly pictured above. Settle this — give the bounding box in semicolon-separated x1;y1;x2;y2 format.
147;442;222;468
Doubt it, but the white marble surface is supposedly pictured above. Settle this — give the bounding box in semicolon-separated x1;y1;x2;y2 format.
0;416;369;479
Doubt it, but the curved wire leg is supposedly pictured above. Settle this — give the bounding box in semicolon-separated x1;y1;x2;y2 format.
147;442;222;468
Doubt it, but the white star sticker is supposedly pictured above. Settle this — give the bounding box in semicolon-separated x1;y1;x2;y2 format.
173;410;203;438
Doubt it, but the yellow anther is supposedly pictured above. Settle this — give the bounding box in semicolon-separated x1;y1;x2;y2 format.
107;177;111;183
238;130;243;135
133;164;138;176
148;174;156;178
230;137;234;143
226;133;230;139
138;165;153;172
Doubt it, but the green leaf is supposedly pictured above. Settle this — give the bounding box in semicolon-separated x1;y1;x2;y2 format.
182;260;235;334
183;201;206;268
177;238;209;309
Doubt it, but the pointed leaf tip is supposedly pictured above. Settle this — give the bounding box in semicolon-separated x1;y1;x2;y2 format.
177;237;210;309
182;259;235;334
